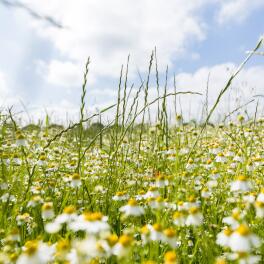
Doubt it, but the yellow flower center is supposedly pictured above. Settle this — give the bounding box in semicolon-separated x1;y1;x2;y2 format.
141;225;150;235
232;211;240;220
128;199;137;206
24;240;38;255
223;228;233;236
156;197;163;203
189;207;199;214
215;257;227;264
153;223;162;232
72;173;80;180
164;251;177;262
163;228;176;238
119;235;133;247
56;239;70;252
188;195;196;202
236;224;250;236
237;175;247;181
255;201;264;208
84;212;103;221
42;202;53;211
63;205;76;214
173;211;183;219
106;234;118;247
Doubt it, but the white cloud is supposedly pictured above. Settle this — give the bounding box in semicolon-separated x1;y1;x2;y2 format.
20;0;208;80
216;0;264;25
37;60;96;88
175;63;264;121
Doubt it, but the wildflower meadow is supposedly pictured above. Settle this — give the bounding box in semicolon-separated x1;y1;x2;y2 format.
0;36;264;264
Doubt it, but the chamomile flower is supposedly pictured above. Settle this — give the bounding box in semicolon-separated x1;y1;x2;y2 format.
163;228;180;248
149;223;164;241
70;211;110;235
173;211;187;227
17;240;54;264
229;224;260;252
227;252;261;264
144;187;160;199
70;173;82;188
113;235;133;258
254;201;264;218
222;209;242;229
230;175;252;192
215;152;227;163
216;226;233;247
112;191;129;201
147;196;165;209
155;175;169;187
164;251;177;264
119;199;145;216
41;202;55;220
256;188;264;203
16;133;27;147
185;207;203;226
55;205;78;224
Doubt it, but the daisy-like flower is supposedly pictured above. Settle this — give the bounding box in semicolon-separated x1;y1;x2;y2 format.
163;228;180;248
186;159;196;170
254;201;264;218
222;209;242;229
164;251;177;264
243;193;256;205
155;175;169;188
41;202;55;220
45;205;77;234
184;196;201;210
113;235;133;258
230;175;252;192
215;152;227;163
70;173;82;188
216;226;233;247
135;190;146;201
69;211;110;235
102;234;119;256
112;191;129;201
229;224;260;252
201;187;211;199
54;239;71;262
119;199;145;216
16;133;27;147
147;196;165;210
233;154;244;163
149;223;164;242
56;205;78;224
37;154;47;166
246;161;255;172
141;225;151;244
185;207;203;226
27;196;43;208
144;187;160;199
209;144;221;155
256;188;264;203
16;240;55;264
75;236;106;260
227;252;261;264
173;211;186;227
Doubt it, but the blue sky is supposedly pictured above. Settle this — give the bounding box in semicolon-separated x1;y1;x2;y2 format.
0;0;263;123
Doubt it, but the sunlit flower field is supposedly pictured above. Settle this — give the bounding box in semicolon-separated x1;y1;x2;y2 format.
0;110;263;263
